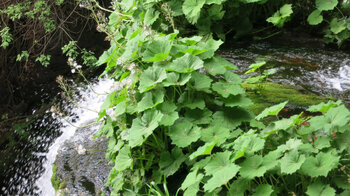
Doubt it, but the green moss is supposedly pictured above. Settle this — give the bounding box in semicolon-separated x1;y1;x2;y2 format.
51;164;66;191
243;82;332;115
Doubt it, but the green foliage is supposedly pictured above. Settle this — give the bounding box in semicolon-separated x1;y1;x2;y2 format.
90;0;350;195
16;51;29;62
266;4;293;28
35;54;51;67
0;27;13;49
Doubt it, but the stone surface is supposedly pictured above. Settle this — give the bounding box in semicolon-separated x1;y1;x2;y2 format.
53;123;113;195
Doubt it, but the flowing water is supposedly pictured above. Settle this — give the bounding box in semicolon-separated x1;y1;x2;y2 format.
220;42;350;102
0;77;114;195
2;41;350;195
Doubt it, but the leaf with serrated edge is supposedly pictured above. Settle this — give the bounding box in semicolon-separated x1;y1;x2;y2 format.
280;150;306;174
239;155;267;179
168;118;201;147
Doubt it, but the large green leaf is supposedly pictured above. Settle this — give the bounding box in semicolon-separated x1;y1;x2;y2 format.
168;118;201;147
138;67;167;92
316;0;338;11
128;110;164;147
212;108;252;130
162;72;191;86
308;105;350;132
228;178;250;196
136;89;164;112
255;101;288;120
301;151;340;177
185;108;213;125
306;181;336;196
166;53;204;73
182;0;206;24
189;141;216;160
307;10;323;25
181;168;204;190
204;56;233;76
197;37;223;59
144;8;160;26
159;147;186;176
212;82;245;98
239;155;267;179
233;133;265;160
142;38;172;62
188;71;213;92
280;150;306;174
222;94;253;108
203;151;240;192
307;100;342;114
200;126;229;145
252;184;273;196
114;146;133;171
330;18;346;34
157;101;179;126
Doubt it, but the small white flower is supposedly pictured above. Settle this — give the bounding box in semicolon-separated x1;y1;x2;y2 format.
75;144;86;155
71;69;76;73
76;64;82;69
117;57;124;65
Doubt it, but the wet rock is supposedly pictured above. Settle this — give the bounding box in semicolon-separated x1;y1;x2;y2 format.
53;123;112;195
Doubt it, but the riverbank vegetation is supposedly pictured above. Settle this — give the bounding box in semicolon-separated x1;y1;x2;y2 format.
3;0;350;195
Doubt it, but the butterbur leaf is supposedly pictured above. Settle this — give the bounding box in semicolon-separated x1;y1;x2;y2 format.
159;148;186;176
158;102;179;126
203;151;240;192
185;108;213;125
142;39;172;62
280;4;293;17
189;141;216;160
335;130;350;152
301;151;340;177
181;168;204;190
197;37;223;59
163;72;191;86
280;150;306;174
233;134;265;159
252;184;273;196
308;10;323;25
306;181;336;196
144;8;160;26
184;182;200;196
222;94;253;108
138;67;167;92
182;0;206;24
168;118;201;147
128;110;163;147
179;36;203;45
277;138;303;152
166;53;204;73
188;71;213;92
307;100;342;114
330;18;346;34
204;56;234;76
200;126;229;145
178;92;206;109
224;71;242;84
256;101;288;120
316;0;338;11
212;82;245;98
136;89;164;112
308;105;350;131
114;146;132;171
313;137;331;150
239;155;267;179
228;178;250;196
212;108;252;130
263;150;283;170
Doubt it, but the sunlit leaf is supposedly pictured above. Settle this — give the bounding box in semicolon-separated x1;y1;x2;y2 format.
252;184;273;196
114;146;133;171
306;181;336;196
166;53;204;73
162;72;191;86
182;0;206;24
189;141;216;160
307;10;323;25
157;101;179;126
239;155;267;179
280;150;306;174
138;67;167;92
128;110;164;147
136;89;164;112
169;118;201;147
142;38;172;62
255;101;288;120
144;8;160;26
316;0;338;11
301;151;340;177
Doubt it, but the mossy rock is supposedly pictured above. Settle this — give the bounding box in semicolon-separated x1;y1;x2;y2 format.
243;82;332;115
51;164;66;192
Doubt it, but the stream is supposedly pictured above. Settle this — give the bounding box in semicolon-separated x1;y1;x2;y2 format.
1;41;350;195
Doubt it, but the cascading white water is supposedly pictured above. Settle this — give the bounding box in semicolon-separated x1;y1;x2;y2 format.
35;77;114;195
